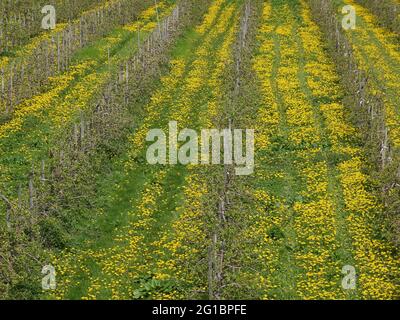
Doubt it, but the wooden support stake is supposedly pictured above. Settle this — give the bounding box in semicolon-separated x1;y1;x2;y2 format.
0;192;12;231
29;175;34;210
41;160;46;182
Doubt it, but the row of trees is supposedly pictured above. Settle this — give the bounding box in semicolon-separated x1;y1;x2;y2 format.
206;0;255;300
0;0;155;116
0;0;107;54
308;0;400;244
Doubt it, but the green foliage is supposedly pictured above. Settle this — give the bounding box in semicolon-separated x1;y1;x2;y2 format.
132;276;177;299
39;217;67;249
268;225;285;241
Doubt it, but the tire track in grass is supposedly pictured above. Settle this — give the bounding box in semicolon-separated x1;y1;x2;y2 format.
261;0;334;299
251;0;306;299
290;0;354;300
224;0;304;300
231;0;334;299
224;1;298;299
